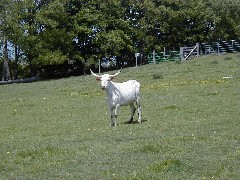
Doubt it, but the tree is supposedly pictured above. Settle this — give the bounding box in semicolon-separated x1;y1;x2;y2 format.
69;0;102;68
6;0;26;79
210;0;240;40
69;0;135;69
131;0;220;53
2;37;11;81
0;0;12;81
18;0;75;75
1;0;240;79
95;1;134;59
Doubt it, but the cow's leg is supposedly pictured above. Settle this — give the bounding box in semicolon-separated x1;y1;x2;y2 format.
113;104;120;126
110;107;116;127
136;96;142;123
110;105;120;127
129;103;136;124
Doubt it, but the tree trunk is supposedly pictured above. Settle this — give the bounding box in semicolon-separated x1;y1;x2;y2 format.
2;37;11;81
14;45;19;80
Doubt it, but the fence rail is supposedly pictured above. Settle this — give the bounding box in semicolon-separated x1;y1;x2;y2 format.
148;50;180;64
201;40;240;55
0;77;40;85
148;40;240;64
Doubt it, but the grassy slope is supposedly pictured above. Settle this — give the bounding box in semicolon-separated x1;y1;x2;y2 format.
0;54;239;179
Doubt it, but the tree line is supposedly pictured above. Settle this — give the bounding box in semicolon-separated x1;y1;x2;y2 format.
1;0;240;80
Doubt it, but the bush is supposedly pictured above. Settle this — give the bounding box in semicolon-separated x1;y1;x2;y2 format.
152;73;164;79
224;56;233;61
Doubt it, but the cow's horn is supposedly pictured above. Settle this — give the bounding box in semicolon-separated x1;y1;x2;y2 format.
90;69;101;78
110;67;122;78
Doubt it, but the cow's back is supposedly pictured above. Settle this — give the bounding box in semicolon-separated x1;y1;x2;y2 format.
110;80;140;106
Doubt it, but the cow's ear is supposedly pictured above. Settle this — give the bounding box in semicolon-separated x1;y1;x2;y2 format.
109;77;114;80
96;77;101;81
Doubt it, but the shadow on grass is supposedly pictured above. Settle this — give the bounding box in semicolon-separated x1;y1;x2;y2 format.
122;119;148;125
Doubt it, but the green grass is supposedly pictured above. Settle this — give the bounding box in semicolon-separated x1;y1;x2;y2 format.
0;53;240;179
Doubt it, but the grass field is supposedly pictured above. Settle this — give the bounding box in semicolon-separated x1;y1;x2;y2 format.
0;54;240;179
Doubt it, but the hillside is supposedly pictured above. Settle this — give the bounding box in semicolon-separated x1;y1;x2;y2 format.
0;53;239;179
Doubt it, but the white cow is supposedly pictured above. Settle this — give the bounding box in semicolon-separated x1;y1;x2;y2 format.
90;69;142;126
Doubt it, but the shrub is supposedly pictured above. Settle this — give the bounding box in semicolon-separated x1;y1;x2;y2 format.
224;56;233;61
152;73;164;79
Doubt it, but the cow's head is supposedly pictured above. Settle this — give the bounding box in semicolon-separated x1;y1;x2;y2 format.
90;69;122;90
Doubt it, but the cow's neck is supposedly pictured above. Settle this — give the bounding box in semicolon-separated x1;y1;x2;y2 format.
105;81;117;94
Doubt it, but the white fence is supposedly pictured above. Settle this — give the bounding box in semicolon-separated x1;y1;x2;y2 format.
180;43;200;60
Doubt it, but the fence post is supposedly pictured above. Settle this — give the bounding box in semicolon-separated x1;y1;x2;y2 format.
153;49;156;64
180;47;184;61
135;53;140;67
196;43;200;57
217;42;220;55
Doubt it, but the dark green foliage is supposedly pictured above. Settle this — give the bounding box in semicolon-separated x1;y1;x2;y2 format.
1;0;240;79
152;73;164;79
164;105;178;110
209;60;219;65
140;144;160;153
224;56;233;61
148;159;183;173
